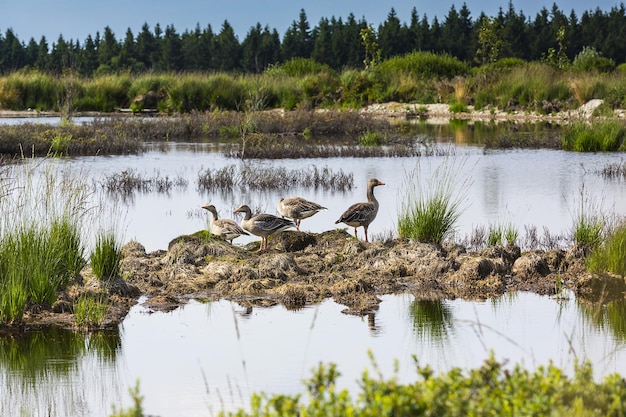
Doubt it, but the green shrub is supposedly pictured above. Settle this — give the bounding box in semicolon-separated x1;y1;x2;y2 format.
90;231;122;281
358;130;385;146
572;47;616;73
375;51;469;80
269;57;334;77
214;354;626;417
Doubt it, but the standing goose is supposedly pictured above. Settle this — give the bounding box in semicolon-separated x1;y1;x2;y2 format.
234;205;295;251
202;204;249;243
335;178;385;242
277;197;327;231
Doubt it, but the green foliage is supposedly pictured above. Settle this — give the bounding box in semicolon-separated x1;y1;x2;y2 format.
358;130;385;146
74;294;110;328
487;223;519;246
571;187;605;251
269;58;333;77
90;231;122;281
398;157;470;244
561;120;626;152
375;51;469;81
360;25;381;70
587;223;626;277
109;381;145;417
218;354;626;417
572;47;616;73
449;101;468;113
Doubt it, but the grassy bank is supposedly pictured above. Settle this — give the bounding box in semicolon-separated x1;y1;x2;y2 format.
1;54;626;115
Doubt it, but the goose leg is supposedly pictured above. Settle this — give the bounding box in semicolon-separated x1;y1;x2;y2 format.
364;227;369;243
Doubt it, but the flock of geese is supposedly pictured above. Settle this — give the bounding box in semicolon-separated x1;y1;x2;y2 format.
202;178;385;251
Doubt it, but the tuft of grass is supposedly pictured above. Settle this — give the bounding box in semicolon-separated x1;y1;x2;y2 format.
74;293;110;328
587;223;626;277
398;156;471;245
571;186;606;251
90;231;122;281
358;130;385;146
561;120;626;152
487;222;519;246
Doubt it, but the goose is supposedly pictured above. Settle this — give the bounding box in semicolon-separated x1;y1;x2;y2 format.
335;178;385;242
202;204;249;243
277;197;327;231
234;205;295;251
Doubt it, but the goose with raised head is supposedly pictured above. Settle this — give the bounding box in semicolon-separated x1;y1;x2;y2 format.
234;204;295;251
335;178;385;242
277;197;327;231
202;204;249;243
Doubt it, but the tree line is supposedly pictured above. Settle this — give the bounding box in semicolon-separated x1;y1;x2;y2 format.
1;1;625;76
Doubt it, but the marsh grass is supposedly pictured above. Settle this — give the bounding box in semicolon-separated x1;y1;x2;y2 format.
570;186;606;251
487;222;519;246
561;120;626;152
74;293;110;328
90;231;122;281
598;159;626;179
98;168;188;197
198;164;353;192
0;160;90;323
398;156;472;244
587;222;626;277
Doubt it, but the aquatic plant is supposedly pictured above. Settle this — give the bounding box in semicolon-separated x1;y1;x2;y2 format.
197;164;353;192
398;156;471;244
561;120;626;152
570;186;606;251
0;161;89;323
487;222;519;246
587;222;626;277
74;293;110;328
90;231;122;281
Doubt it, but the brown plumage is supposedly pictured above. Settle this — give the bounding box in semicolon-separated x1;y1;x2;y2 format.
335;178;385;242
234;204;295;251
202;204;249;243
277;197;327;231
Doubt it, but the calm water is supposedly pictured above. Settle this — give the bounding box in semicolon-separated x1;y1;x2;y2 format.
2;293;626;417
39;139;626;252
3;120;626;416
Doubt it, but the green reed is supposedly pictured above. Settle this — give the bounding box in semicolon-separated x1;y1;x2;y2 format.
398;157;471;244
561;120;626;152
74;293;110;328
587;223;626;277
90;231;122;281
0;160;90;324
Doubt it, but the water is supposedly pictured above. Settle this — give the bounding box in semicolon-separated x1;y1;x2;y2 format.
3;120;626;415
38;140;626;252
2;293;626;417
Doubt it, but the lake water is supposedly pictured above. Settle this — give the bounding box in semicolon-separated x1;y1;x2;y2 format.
2;119;626;416
3;292;626;417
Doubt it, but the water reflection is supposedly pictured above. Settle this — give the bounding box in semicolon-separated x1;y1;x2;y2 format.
580;300;626;342
0;328;122;417
409;299;454;345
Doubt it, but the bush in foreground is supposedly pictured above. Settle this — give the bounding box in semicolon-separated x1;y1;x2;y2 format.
110;354;626;417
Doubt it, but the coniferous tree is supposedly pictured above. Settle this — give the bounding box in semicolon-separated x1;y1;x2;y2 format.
213;20;241;71
378;8;405;58
98;26;120;71
311;17;333;66
80;35;99;75
282;9;312;60
136;23;157;70
158;25;183;71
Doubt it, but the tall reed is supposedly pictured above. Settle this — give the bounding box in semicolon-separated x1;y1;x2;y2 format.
587;223;626;277
561;120;626;152
90;231;122;281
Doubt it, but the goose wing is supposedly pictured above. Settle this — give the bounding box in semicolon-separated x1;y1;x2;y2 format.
252;214;295;233
336;202;377;226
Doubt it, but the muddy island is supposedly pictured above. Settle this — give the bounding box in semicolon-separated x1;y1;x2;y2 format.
15;228;625;332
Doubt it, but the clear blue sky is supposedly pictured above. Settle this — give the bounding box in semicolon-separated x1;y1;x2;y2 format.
2;0;623;43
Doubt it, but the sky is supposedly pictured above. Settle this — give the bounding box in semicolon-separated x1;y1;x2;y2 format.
2;0;623;43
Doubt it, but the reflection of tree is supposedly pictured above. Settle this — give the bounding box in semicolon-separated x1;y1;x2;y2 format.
0;327;122;416
579;300;626;342
409;298;454;344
